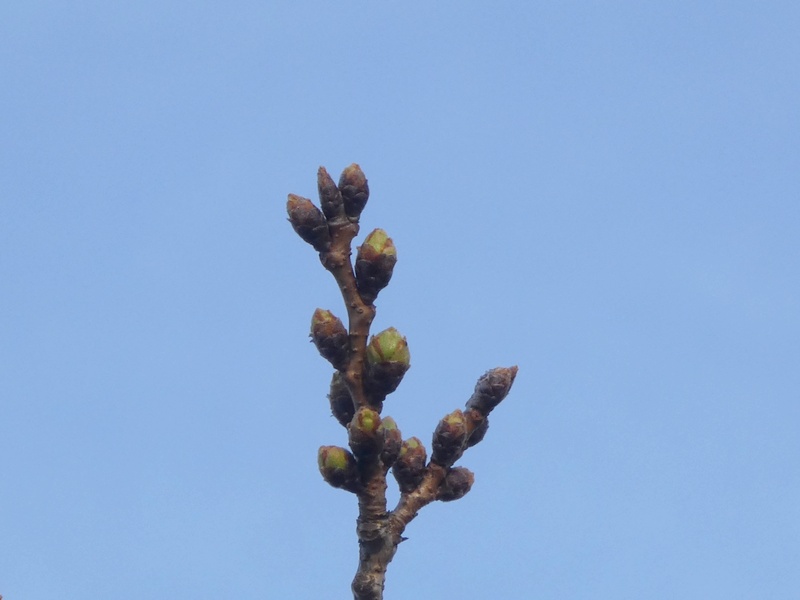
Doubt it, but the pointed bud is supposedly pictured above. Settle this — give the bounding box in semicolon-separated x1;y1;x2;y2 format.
355;229;397;304
431;409;468;467
437;467;475;502
465;366;518;416
338;163;369;221
380;416;402;468
318;445;359;492
310;309;349;369
317;166;345;220
365;327;410;402
348;407;383;459
465;411;489;448
286;194;330;252
328;372;354;428
392;437;427;493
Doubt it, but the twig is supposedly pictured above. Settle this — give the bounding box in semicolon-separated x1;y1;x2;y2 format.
287;163;518;599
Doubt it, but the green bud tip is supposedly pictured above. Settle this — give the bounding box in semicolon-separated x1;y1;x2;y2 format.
349;407;384;458
318;445;359;491
400;436;425;457
366;327;410;366
443;409;466;427
318;446;350;471
361;228;397;259
311;307;334;326
354;407;381;433
381;416;398;431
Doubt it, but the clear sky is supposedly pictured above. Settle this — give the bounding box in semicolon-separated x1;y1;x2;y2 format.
2;2;799;598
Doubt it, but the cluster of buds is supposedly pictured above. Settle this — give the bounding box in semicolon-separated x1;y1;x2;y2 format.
287;164;519;600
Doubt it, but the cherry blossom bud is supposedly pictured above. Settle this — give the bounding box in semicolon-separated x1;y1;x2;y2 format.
392;437;427;493
318;445;359;492
310;308;349;369
431;409;468;467
338;163;369;221
437;467;474;502
286;194;330;252
355;228;397;304
465;366;518;416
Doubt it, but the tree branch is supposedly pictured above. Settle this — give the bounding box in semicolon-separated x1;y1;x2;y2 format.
287;164;518;600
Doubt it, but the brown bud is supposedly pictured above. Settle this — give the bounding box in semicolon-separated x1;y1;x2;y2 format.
286;194;330;252
465;366;518;416
437;467;475;502
338;163;369;221
465;412;489;448
355;228;397;304
380;416;402;468
317;166;344;220
431;409;468;467
310;308;349;369
328;372;354;428
392;437;427;493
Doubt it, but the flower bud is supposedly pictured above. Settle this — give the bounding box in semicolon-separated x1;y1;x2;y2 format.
286;194;330;252
338;163;369;221
437;467;474;502
318;445;359;492
431;409;468;467
365;327;410;401
328;372;354;428
366;327;410;365
348;407;383;459
310;308;349;369
465;411;489;448
355;228;397;304
465;366;518;416
380;416;402;468
392;437;427;493
317;166;344;220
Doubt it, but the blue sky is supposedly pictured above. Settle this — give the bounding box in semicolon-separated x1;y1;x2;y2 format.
2;2;799;598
